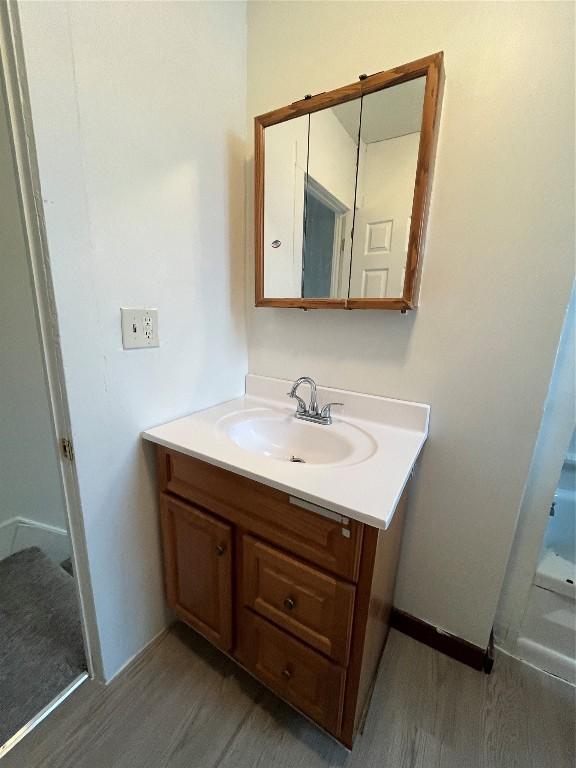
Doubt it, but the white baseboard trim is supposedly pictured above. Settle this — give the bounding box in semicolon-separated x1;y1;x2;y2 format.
516;637;576;686
0;516;70;563
496;643;576;687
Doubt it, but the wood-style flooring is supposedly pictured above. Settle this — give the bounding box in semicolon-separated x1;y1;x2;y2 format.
4;624;575;768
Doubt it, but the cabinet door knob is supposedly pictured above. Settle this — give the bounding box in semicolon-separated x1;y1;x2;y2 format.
216;544;226;556
283;597;295;611
282;666;293;680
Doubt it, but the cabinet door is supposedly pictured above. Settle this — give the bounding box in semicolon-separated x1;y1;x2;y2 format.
160;494;232;651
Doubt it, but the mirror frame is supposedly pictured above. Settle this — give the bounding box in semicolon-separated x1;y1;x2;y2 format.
254;52;444;311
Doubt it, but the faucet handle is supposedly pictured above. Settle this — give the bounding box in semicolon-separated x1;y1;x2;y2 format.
320;402;343;421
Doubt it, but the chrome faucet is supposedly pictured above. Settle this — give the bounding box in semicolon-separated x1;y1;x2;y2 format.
287;376;342;425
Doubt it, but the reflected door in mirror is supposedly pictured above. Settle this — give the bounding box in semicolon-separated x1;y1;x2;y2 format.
349;78;425;299
263;116;308;298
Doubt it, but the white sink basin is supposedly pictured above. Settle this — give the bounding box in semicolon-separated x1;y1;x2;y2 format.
216;408;377;467
143;375;430;528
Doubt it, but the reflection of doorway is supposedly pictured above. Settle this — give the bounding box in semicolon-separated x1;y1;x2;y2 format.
302;176;349;298
303;192;335;297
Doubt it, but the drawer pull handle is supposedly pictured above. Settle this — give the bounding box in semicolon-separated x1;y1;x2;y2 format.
283;597;295;611
282;666;293;680
216;544;226;556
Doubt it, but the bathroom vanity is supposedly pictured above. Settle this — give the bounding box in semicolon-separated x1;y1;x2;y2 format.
144;375;429;748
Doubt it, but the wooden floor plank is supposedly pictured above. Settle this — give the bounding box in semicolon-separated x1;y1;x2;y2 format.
3;625;574;768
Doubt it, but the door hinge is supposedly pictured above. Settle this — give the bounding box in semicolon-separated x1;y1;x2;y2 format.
61;437;74;462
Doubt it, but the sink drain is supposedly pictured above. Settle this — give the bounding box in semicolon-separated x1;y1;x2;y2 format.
289;456;306;463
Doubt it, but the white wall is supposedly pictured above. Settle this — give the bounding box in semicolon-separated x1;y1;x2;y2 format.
308;108;358;210
19;0;248;680
247;1;575;649
0;70;67;536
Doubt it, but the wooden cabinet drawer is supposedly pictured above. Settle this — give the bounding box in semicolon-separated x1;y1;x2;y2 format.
160;494;232;652
158;448;363;581
242;536;355;665
238;610;346;736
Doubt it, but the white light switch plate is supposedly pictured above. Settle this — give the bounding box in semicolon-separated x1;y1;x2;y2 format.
121;308;159;349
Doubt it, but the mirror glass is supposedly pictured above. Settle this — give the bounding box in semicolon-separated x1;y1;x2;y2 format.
301;102;360;298
263;102;361;299
349;77;426;298
263;115;309;298
262;76;426;300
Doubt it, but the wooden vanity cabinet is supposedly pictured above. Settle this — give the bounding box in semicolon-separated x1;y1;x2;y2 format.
156;446;407;749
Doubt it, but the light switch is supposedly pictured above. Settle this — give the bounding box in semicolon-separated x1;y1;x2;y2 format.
121;308;159;349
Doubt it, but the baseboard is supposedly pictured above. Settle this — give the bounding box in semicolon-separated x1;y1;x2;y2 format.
515;637;576;685
103;625;170;685
390;608;492;672
497;643;576;687
0;516;69;563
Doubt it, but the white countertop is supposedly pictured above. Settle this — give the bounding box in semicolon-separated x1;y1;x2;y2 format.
142;375;430;530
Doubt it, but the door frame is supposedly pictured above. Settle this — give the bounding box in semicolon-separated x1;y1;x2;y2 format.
0;0;101;682
305;175;349;298
495;286;575;653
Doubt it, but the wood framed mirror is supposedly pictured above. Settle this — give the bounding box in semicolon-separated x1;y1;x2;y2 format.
254;53;444;310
